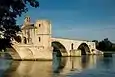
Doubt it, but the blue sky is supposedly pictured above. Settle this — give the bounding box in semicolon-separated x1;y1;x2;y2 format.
17;0;115;42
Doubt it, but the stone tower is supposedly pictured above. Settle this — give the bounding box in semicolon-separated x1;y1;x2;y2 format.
12;17;52;60
24;16;31;25
21;16;35;44
34;20;52;52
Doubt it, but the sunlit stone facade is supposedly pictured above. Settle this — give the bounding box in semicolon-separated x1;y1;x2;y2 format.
10;16;52;60
19;16;51;51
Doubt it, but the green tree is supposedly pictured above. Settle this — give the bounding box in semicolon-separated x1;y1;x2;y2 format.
0;0;39;51
103;38;112;50
0;0;39;39
98;38;112;51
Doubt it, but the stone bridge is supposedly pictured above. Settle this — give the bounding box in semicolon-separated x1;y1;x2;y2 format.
8;38;99;60
5;17;103;60
52;38;96;57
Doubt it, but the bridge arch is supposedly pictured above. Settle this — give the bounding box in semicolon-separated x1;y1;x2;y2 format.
52;41;68;57
77;43;90;55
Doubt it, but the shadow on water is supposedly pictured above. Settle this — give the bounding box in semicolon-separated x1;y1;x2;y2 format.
81;55;90;69
2;61;21;77
102;52;113;69
52;52;67;73
104;53;112;57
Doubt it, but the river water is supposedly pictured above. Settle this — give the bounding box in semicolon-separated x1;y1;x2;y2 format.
0;54;115;77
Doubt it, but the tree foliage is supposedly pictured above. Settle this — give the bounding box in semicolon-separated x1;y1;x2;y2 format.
93;38;114;51
0;0;39;39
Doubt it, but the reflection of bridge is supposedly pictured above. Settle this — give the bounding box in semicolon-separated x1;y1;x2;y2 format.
9;16;103;60
2;55;101;77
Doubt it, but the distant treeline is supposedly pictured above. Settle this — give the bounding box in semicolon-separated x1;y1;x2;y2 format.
92;38;115;51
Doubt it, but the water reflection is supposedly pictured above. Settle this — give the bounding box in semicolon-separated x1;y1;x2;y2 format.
53;56;67;73
101;56;113;70
104;53;112;57
3;61;53;77
81;55;90;69
68;55;97;72
0;59;12;77
0;55;106;77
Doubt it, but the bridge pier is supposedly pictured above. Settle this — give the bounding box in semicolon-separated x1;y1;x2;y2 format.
69;50;81;57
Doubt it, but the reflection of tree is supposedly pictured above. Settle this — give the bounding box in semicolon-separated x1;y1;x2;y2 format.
2;61;20;77
3;61;34;77
102;57;113;69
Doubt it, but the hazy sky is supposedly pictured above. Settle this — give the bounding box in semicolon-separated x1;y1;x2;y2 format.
17;0;115;42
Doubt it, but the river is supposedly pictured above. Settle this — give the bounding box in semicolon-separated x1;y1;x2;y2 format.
0;54;115;77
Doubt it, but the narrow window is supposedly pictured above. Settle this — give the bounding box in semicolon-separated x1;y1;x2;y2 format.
39;24;41;27
71;43;74;50
39;37;41;42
